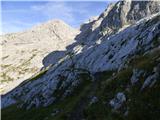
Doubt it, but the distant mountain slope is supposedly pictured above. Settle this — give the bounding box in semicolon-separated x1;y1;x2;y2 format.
0;20;79;94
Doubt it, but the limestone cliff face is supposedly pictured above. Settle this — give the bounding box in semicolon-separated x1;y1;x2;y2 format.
77;0;160;45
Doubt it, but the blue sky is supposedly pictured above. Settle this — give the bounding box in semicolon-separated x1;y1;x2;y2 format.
1;1;111;34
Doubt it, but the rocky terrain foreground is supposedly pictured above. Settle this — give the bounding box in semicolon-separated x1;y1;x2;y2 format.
1;0;160;120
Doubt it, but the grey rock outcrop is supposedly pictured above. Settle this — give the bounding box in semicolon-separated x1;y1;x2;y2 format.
109;92;126;110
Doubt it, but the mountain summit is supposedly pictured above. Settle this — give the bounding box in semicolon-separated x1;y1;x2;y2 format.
1;1;160;120
0;20;79;94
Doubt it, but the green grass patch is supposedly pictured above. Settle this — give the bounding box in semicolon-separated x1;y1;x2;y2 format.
126;77;160;120
29;69;48;81
131;48;160;72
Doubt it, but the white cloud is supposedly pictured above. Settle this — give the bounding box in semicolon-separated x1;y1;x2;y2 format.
31;2;76;23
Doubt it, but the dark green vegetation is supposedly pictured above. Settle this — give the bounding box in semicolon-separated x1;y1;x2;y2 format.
29;69;48;81
2;49;160;120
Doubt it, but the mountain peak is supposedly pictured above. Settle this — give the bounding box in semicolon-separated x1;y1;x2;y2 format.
101;0;160;30
31;19;75;32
